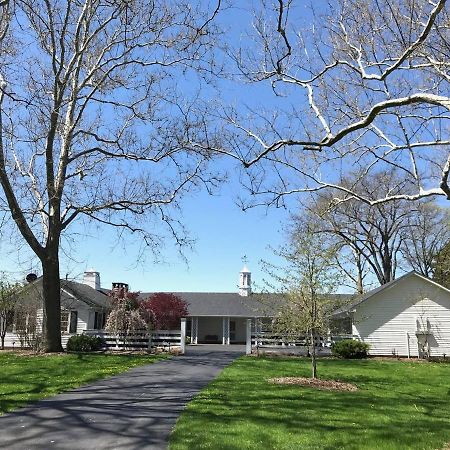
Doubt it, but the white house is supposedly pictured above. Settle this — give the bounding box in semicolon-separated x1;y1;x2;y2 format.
2;271;110;348
139;266;278;345
333;271;450;358
7;266;447;357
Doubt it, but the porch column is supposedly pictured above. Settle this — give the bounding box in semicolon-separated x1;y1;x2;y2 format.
246;319;252;355
222;316;230;345
180;318;186;355
192;316;198;344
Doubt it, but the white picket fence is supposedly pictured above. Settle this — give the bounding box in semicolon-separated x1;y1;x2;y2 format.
83;329;182;351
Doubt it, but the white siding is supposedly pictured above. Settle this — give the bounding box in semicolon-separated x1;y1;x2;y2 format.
36;308;44;333
1;302;100;349
3;332;76;349
75;307;91;333
2;333;23;348
60;295;101;333
353;274;450;357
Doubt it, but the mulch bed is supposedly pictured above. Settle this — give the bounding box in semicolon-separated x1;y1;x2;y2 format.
268;377;358;392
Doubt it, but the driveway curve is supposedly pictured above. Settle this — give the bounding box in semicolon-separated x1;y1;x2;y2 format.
0;345;244;450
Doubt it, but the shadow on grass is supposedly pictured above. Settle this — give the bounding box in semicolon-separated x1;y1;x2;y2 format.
169;356;450;450
0;349;244;449
0;352;167;414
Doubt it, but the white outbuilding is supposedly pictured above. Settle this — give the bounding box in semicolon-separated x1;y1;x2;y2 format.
333;271;450;358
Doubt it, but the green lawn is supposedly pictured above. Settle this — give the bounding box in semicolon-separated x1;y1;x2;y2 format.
0;351;166;414
170;356;450;450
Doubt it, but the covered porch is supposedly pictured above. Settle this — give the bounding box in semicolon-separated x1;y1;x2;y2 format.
187;316;255;345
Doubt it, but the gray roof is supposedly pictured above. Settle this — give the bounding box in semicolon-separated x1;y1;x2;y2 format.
19;277;110;310
61;280;111;309
139;292;353;318
139;292;281;317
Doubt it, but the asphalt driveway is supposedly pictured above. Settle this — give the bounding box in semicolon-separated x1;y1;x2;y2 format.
0;345;244;450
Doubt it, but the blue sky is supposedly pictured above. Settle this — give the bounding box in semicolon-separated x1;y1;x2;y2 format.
2;1;442;295
0;176;290;293
0;2;298;293
74;183;290;293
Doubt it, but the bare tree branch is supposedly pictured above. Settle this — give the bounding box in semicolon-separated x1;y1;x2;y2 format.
220;0;450;205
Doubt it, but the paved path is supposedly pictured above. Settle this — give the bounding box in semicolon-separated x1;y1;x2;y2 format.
0;345;244;450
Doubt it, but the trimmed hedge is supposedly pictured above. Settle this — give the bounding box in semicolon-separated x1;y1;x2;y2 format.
66;334;104;352
332;339;370;359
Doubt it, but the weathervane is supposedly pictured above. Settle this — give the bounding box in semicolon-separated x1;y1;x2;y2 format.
241;255;248;265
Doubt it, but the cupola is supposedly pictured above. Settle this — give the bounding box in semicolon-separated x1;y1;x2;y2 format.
239;265;252;296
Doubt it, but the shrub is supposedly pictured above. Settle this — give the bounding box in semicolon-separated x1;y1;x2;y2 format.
67;334;104;352
332;339;370;359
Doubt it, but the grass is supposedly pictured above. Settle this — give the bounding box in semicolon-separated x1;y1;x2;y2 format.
0;351;167;414
170;356;450;450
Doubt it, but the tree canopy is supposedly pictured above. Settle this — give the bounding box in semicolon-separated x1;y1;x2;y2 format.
211;0;450;207
0;0;220;351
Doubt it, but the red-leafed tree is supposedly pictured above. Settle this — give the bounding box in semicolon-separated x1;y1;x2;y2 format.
141;293;189;330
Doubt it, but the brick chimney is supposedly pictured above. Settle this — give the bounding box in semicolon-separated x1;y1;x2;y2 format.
112;282;129;295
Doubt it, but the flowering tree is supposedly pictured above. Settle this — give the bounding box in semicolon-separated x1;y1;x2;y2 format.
140;293;188;330
105;290;146;336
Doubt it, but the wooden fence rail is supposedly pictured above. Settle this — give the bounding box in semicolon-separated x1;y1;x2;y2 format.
252;333;358;349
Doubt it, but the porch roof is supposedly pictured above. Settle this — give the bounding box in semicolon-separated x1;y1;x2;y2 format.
139;292;282;317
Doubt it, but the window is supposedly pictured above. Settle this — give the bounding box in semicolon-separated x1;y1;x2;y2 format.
69;311;78;334
9;308;37;334
330;318;352;335
94;311;106;330
60;311;70;334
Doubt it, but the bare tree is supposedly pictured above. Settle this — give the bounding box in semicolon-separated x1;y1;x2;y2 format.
0;0;221;351
402;204;450;278
264;220;343;378
305;171;420;286
333;243;370;295
294;171;449;288
210;0;450;206
432;241;450;289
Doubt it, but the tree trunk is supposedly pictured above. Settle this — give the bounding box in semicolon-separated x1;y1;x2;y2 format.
41;249;63;352
310;328;317;379
355;252;364;294
382;237;393;284
1;317;4;350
